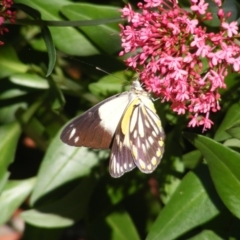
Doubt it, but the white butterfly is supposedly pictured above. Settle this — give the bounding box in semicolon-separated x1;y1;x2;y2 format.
60;80;165;178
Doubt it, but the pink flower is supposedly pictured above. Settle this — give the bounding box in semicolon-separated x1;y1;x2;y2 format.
191;0;209;15
119;0;240;131
0;0;15;45
221;22;238;37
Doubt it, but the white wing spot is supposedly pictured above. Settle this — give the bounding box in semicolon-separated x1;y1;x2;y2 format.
139;159;146;169
133;130;137;138
142;143;146;154
74;136;79;143
147;164;152;170
124;163;127;169
69;128;76;139
148;136;154;144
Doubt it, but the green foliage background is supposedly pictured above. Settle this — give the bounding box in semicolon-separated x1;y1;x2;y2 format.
1;0;240;239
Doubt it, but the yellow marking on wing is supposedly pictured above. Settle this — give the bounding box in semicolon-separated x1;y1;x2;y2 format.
132;145;138;159
151;157;157;166
121;98;140;135
159;140;164;147
139;159;146;169
156;148;162;157
147;164;152;170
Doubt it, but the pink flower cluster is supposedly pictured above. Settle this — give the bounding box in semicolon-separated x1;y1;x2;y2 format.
119;0;240;131
0;0;15;45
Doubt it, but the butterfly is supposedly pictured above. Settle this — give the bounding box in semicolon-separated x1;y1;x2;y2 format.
60;80;165;178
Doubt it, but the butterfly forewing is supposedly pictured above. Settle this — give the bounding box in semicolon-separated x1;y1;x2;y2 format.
60;92;131;149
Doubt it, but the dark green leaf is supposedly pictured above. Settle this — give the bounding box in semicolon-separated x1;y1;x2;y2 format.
184;133;240;219
30;130;100;205
226;120;240;139
14;3;56;76
214;103;240;141
147;165;223;240
21;177;95;228
182;150;202;169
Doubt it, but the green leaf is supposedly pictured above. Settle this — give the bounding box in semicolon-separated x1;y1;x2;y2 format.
21;176;95;228
62;3;121;54
0;89;27;124
89;206;140;240
30;130;100;205
89;71;133;97
147;165;223;240
0;122;21;180
226;120;240;140
214;103;240;141
105;210;140;240
10;73;49;89
182;150;202;169
184;133;240;219
188;230;224;240
14;3;56;76
47;77;65;111
223;138;240;149
0;178;35;225
0;44;28;78
15;0;99;56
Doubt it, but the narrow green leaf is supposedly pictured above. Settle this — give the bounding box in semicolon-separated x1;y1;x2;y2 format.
14;3;56;76
47;77;65;111
214;103;240;141
184;133;240;219
10;73;49;89
0;178;35;225
41;25;56;77
0;122;21;179
147;165;223;240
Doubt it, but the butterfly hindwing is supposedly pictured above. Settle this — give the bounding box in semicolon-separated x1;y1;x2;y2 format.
60;92;131;149
109;130;136;178
128;97;165;173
